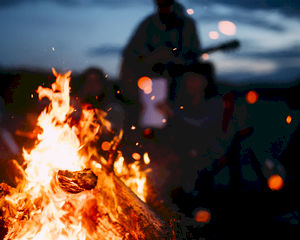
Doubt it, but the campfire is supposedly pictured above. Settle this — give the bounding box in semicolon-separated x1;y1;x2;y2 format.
0;69;174;239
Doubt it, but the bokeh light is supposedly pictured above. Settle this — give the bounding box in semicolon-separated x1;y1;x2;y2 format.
186;8;194;15
246;90;258;104
268;174;284;191
218;20;236;36
138;76;152;94
194;209;211;223
209;31;219;40
132;152;141;161
101;141;111;151
201;53;210;60
286;115;292;124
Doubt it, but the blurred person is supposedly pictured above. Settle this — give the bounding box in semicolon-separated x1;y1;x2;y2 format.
74;67;125;133
119;0;201;129
156;62;236;192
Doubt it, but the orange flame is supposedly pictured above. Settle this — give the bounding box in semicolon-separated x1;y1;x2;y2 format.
3;69;151;239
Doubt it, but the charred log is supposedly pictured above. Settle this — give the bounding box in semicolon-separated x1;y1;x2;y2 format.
0;167;177;239
57;168;98;193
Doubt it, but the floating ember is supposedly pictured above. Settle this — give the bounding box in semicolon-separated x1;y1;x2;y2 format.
0;68;173;240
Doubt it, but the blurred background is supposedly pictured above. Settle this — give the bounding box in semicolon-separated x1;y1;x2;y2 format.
0;0;300;83
0;0;300;239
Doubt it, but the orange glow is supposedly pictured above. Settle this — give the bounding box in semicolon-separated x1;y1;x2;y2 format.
194;210;211;223
186;8;194;15
143;128;152;136
218;20;236;36
132;152;141;161
246;90;258;104
180;106;184;109
209;31;219;39
286;115;292;124
131;125;136;130
162;118;167;123
151;95;155;100
268;174;284;191
101;141;111;151
137;76;152;94
1;68;151;239
143;152;151;165
202;53;209;60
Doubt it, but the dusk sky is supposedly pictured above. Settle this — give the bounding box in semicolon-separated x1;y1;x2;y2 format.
0;0;299;84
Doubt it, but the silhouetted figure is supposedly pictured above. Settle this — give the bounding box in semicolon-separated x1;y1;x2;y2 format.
156;62;231;191
119;0;201;129
74;67;125;133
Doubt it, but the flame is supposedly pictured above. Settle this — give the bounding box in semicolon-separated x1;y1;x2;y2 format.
143;153;151;165
2;68;151;239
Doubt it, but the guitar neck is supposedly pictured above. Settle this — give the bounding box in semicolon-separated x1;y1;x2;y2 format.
199;39;240;55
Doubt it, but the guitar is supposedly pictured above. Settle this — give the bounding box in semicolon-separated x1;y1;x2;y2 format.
200;39;240;55
120;39;240;128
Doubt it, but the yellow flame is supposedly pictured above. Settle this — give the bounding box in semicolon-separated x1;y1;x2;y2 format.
3;69;151;239
143;152;151;165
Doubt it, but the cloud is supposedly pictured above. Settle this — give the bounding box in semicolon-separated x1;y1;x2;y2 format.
189;0;300;16
242;45;300;59
0;0;150;8
87;45;123;57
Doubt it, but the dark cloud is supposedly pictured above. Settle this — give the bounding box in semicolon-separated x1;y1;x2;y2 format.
87;45;122;57
0;0;150;8
217;45;300;83
240;45;300;59
199;0;299;16
219;63;300;83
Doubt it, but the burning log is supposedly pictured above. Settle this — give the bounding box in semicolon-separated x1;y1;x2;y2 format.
57;169;98;193
90;166;173;239
0;165;175;240
55;168;175;238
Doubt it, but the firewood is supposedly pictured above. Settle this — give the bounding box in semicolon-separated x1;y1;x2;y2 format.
57;168;98;193
1;167;177;239
90;167;173;239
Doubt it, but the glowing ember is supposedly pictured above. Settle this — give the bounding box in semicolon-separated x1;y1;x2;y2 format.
194;209;211;223
132;152;141;161
1;68;151;239
143;153;151;165
101;141;111;151
286;115;292;124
